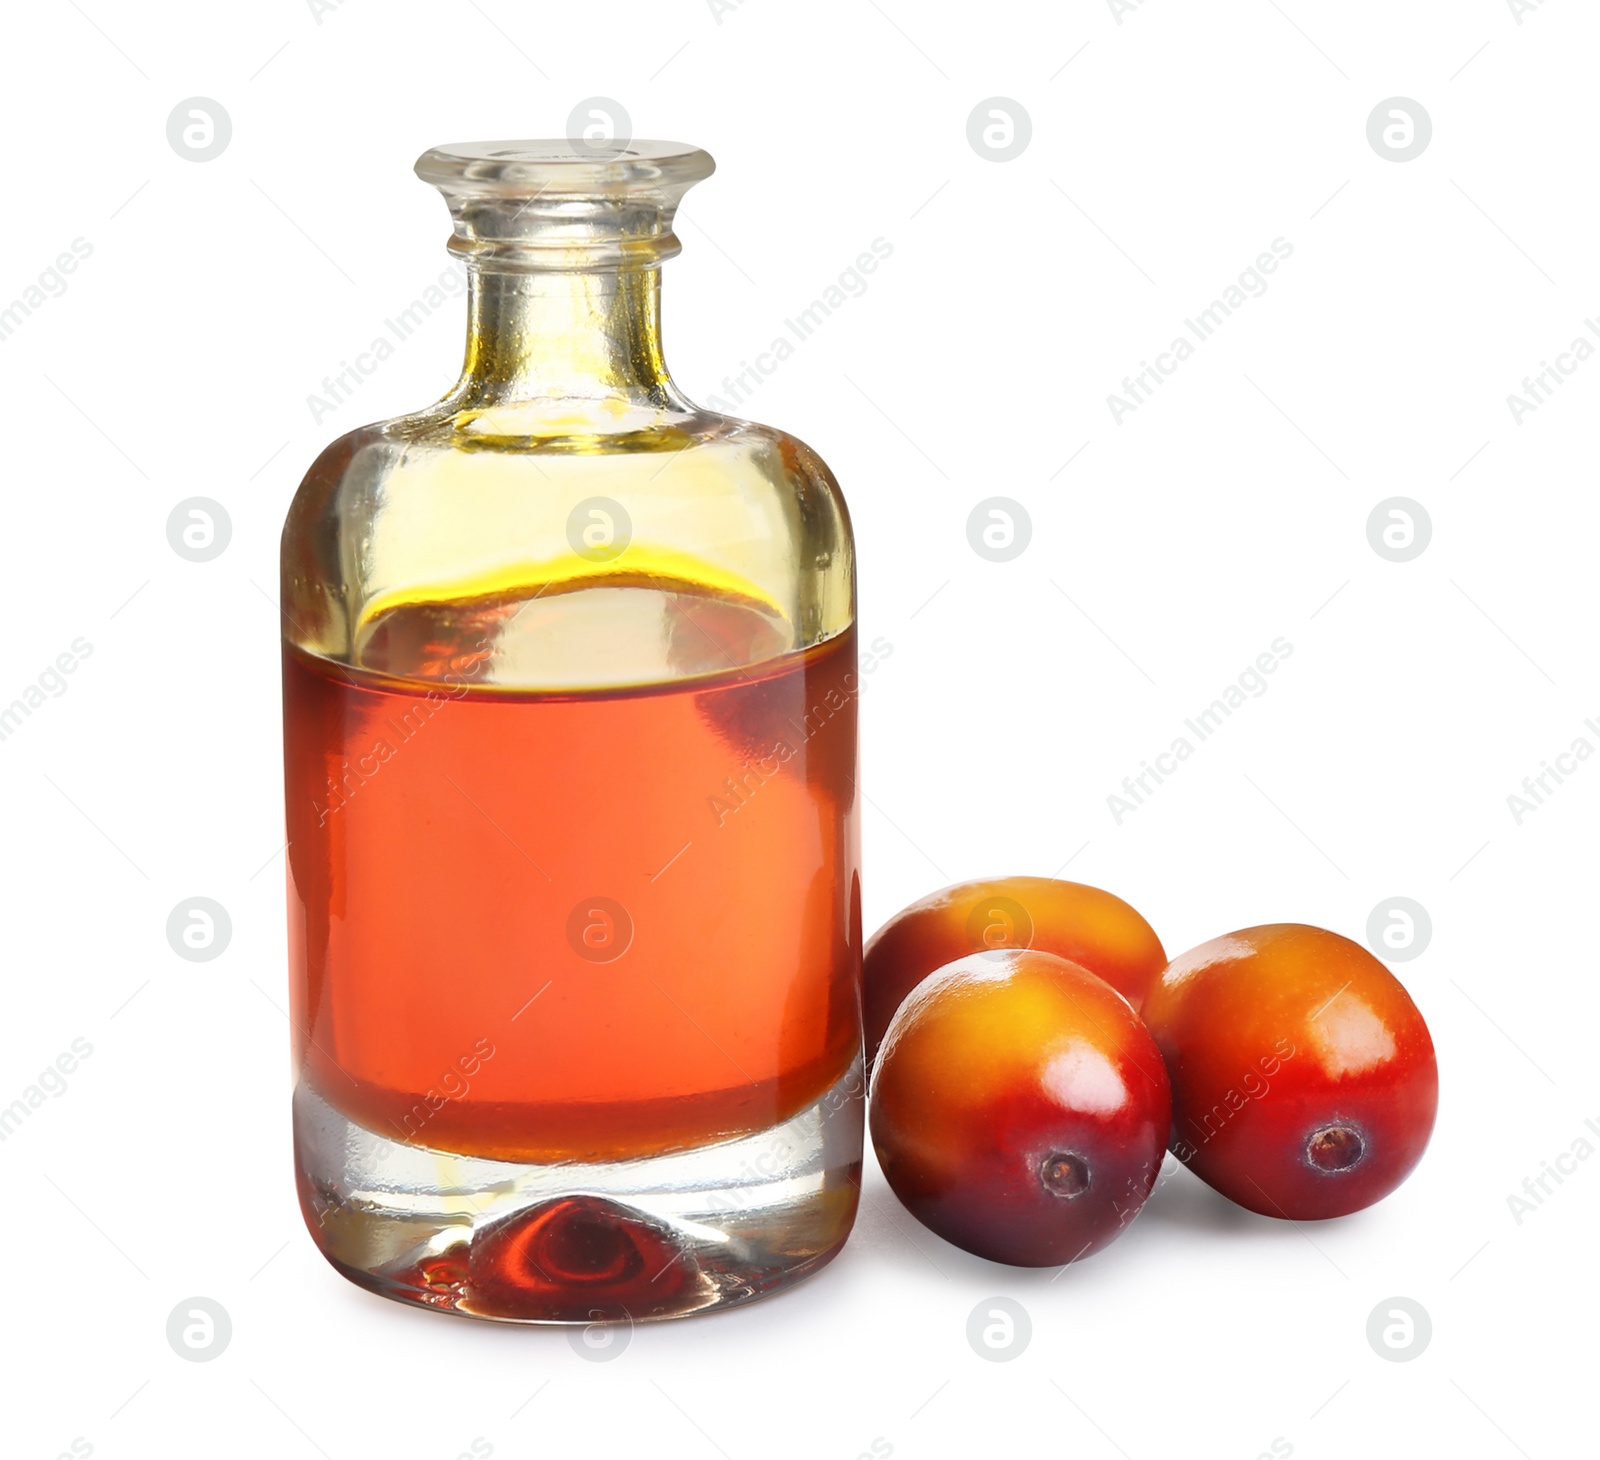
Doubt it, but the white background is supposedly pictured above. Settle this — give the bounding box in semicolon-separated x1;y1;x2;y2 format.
2;2;1593;1457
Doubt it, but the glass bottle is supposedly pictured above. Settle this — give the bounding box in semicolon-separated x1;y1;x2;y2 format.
280;141;862;1323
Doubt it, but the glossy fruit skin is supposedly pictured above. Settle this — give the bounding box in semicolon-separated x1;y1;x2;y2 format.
869;949;1172;1267
863;877;1167;1072
1142;924;1438;1220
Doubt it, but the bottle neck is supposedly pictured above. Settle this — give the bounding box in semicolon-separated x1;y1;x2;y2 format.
416;140;716;421
451;265;678;412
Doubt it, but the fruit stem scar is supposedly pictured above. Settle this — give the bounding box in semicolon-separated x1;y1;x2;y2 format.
1041;1152;1090;1197
1306;1124;1365;1173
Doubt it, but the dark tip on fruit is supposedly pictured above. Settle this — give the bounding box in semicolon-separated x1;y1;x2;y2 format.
1306;1125;1365;1173
1041;1152;1091;1198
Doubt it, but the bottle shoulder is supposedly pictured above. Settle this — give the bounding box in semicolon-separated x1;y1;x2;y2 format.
281;403;855;679
287;404;847;523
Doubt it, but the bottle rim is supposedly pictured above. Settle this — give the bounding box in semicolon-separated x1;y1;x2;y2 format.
415;140;715;198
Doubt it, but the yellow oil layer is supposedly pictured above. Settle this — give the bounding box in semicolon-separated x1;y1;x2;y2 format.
354;545;787;640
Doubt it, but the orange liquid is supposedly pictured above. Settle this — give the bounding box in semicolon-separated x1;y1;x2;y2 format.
283;625;861;1163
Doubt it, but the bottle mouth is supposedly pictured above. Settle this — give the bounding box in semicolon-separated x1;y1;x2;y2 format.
415;139;716;273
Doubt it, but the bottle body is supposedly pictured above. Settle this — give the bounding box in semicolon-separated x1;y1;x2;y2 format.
283;627;860;1167
280;142;862;1322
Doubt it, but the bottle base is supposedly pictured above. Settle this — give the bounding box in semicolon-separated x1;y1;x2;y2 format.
292;1059;864;1324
